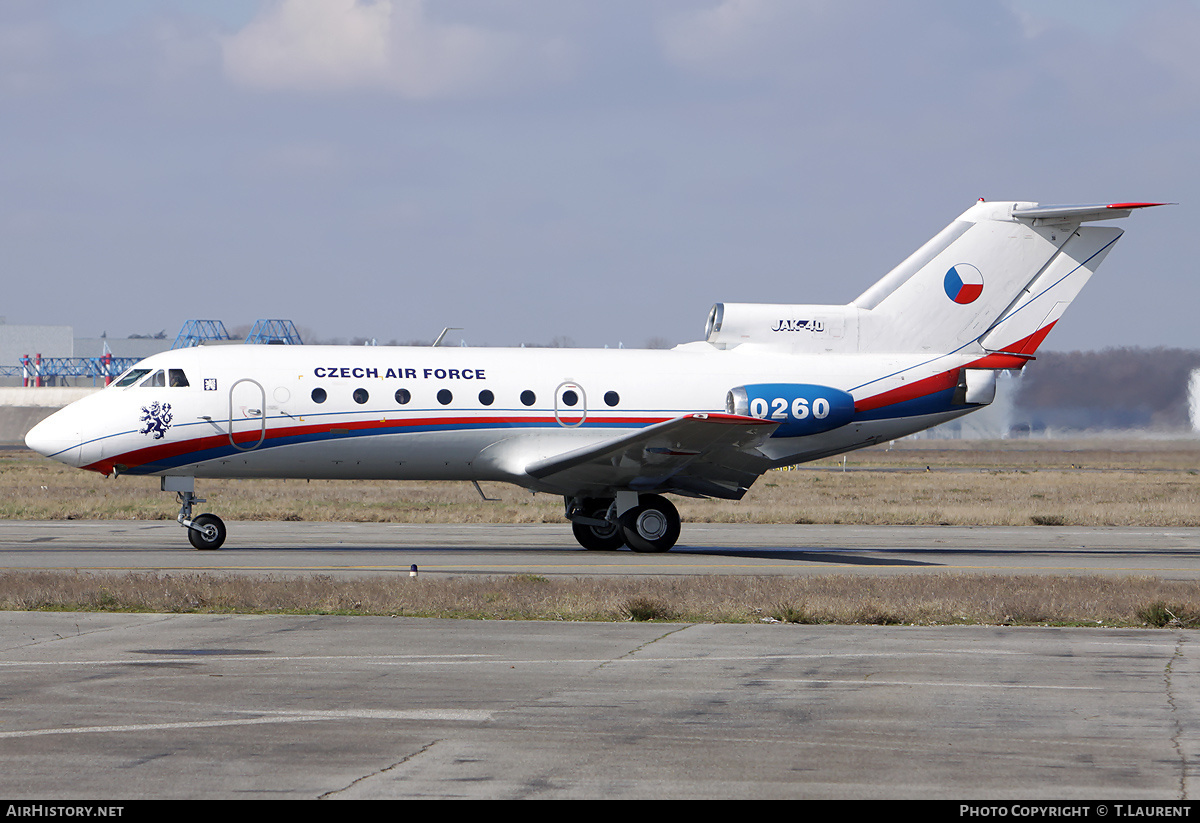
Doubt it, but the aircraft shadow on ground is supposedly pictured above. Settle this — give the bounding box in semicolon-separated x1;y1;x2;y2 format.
679;545;1200;566
674;548;938;566
210;542;1200;562
253;544;940;566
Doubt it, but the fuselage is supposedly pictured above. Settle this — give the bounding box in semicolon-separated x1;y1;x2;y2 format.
26;339;992;496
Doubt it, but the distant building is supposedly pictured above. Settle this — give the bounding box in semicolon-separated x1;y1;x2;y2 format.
73;337;174;360
0;324;75;387
0;323;172;387
0;324;73;365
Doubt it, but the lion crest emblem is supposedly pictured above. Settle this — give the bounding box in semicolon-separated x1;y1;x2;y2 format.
139;402;173;439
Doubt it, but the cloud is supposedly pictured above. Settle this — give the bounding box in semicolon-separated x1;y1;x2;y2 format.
221;0;569;98
1131;2;1200;107
0;14;61;96
658;0;837;81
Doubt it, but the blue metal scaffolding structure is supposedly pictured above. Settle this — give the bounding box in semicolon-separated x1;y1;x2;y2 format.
0;354;140;386
245;319;303;345
172;319;233;349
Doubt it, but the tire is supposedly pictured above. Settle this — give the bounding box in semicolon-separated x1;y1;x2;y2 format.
188;513;227;550
571;500;624;550
619;495;680;553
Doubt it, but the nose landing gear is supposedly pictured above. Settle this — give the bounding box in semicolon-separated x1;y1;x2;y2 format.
183;506;227;551
163;477;227;550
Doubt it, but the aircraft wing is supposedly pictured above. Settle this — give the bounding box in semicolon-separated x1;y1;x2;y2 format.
524;413;780;500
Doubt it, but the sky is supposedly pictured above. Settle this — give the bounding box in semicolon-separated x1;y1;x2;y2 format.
2;0;1196;351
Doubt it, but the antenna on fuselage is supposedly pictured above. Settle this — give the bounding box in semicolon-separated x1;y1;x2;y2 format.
432;327;462;347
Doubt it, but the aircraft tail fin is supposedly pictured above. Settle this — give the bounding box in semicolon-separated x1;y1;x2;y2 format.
851;200;1166;355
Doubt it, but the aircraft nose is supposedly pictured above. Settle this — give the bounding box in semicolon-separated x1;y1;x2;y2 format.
25;411;82;466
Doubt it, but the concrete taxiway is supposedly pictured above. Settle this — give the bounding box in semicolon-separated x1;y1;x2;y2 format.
2;521;1200;578
1;612;1196;799
4;521;1199;799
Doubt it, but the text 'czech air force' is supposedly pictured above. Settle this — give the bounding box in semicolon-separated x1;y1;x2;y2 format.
312;366;486;380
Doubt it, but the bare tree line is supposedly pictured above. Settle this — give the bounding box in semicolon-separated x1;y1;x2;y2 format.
1014;347;1200;432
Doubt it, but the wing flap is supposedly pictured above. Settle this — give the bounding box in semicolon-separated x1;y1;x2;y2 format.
525;413;779;500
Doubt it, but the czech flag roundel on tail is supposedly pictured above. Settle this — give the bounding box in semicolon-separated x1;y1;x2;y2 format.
944;263;984;305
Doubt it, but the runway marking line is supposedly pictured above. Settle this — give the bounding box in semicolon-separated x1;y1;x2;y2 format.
1;563;1196;574
0;708;495;740
760;678;1103;690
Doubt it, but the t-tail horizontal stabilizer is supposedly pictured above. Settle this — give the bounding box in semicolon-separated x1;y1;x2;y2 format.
1010;202;1170;225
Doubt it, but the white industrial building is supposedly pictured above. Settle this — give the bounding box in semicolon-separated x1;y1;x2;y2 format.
0;322;172;388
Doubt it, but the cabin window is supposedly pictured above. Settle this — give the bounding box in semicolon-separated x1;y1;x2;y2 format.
311;388;327;404
169;369;189;387
604;391;620;407
561;390;578;407
115;369;149;388
520;390;536;406
478;389;494;406
141;370;166;388
395;388;411;405
437;389;453;405
353;388;369;405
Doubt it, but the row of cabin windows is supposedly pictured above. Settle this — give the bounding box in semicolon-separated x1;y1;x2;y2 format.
112;368;620;409
310;387;621;408
115;368;190;388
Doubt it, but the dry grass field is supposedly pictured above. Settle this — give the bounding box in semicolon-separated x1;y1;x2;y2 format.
4;440;1199;625
3;439;1198;527
1;569;1198;628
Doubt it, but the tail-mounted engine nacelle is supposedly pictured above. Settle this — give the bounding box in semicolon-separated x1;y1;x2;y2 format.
726;383;855;438
705;302;857;350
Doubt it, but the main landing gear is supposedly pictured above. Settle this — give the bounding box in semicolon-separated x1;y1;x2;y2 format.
566;493;681;553
163;477;227;550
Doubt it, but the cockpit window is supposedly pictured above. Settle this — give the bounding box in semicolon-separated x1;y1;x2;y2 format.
141;370;166;388
169;369;190;387
114;369;150;388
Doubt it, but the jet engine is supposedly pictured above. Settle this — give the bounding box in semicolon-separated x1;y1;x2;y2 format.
705;302;858;351
726;383;855;437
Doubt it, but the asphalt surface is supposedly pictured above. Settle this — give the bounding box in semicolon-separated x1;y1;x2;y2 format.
3;520;1199;800
1;612;1196;799
1;520;1199;578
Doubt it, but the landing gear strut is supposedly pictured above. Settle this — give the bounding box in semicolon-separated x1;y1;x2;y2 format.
565;493;681;552
164;477;226;550
568;498;625;551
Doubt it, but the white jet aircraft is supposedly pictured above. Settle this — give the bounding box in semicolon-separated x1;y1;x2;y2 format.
26;199;1164;551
